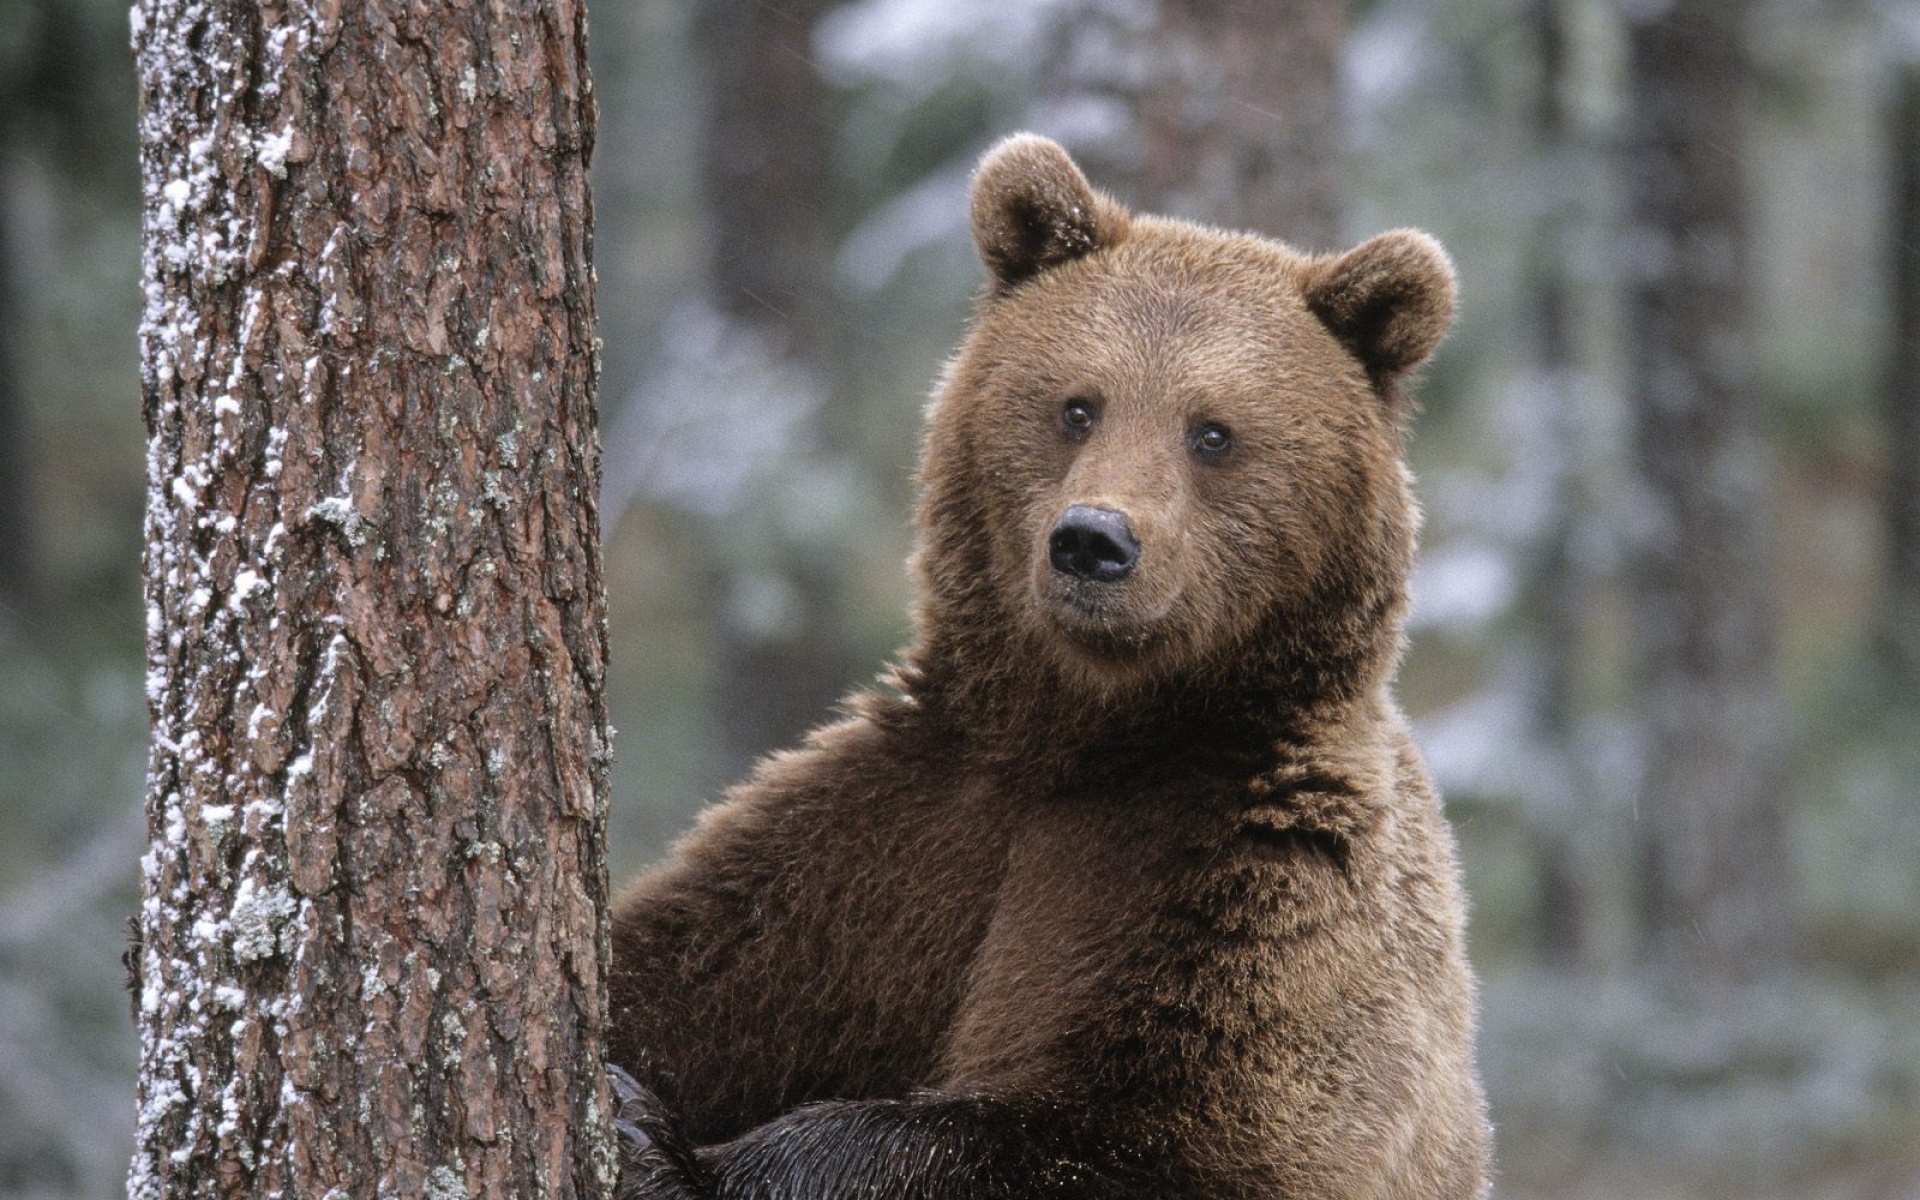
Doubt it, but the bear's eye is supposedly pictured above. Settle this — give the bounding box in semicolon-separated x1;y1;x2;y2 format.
1189;422;1234;459
1061;398;1098;437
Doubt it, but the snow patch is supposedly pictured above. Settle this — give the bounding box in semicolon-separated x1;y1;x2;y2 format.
837;165;970;291
600;302;823;522
1408;540;1517;633
256;126;294;177
228;568;266;610
816;0;1059;90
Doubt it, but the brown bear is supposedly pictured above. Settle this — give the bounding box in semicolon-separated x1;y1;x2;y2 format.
609;133;1489;1200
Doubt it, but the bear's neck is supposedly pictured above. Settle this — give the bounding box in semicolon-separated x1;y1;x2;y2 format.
896;577;1406;778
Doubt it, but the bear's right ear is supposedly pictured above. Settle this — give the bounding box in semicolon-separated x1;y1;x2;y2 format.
970;134;1129;294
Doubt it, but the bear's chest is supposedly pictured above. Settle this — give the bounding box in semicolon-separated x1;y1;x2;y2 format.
1009;761;1372;938
939;773;1387;1090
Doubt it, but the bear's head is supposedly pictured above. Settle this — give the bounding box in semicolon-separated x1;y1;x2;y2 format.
910;134;1455;720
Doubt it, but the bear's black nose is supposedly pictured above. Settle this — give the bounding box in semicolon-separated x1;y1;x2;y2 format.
1049;505;1140;582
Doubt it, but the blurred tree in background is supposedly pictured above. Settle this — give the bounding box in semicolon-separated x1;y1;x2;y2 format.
1621;0;1791;980
1512;0;1592;971
686;0;867;785
1034;0;1346;249
5;0;1920;1197
1886;53;1920;692
1;0;145;1194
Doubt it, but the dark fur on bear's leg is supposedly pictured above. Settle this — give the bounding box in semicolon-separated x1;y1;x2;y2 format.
613;1065;715;1200
612;1068;1138;1200
696;1094;1121;1200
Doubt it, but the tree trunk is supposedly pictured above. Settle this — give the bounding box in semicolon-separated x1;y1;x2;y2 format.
1039;0;1345;250
699;0;836;360
1520;0;1591;970
697;0;863;783
1621;0;1790;979
0;164;35;613
1884;62;1920;693
129;2;613;1197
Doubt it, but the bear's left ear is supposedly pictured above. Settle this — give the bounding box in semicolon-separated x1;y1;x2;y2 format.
970;133;1130;294
1303;230;1457;383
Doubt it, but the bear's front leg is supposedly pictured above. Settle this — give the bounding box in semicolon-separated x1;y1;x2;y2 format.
616;1083;1125;1200
613;1067;714;1200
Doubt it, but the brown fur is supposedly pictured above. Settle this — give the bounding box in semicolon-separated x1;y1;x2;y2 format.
610;134;1488;1199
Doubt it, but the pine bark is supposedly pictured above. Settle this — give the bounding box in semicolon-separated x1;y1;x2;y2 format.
129;3;613;1198
1621;0;1790;978
1884;63;1920;692
1041;0;1345;250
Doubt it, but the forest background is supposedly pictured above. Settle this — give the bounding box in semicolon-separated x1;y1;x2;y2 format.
4;0;1919;1196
